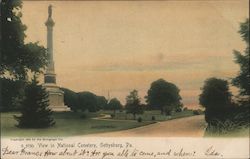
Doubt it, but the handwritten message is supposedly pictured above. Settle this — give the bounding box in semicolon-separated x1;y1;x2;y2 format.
1;137;249;159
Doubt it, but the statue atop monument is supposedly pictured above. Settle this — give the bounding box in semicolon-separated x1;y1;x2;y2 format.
48;5;52;18
45;5;55;27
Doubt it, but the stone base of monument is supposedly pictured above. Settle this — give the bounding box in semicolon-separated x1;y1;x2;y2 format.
43;83;71;112
49;105;71;112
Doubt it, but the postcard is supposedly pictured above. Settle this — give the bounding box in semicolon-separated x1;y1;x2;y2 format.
1;0;249;158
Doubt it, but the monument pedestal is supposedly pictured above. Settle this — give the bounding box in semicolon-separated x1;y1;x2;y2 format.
43;83;70;112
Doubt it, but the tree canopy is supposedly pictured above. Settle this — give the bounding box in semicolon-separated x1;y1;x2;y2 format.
125;90;143;119
199;78;233;124
199;19;249;127
1;0;47;80
0;78;25;111
146;79;182;114
77;92;98;112
232;19;249;101
61;88;108;112
61;88;79;111
1;0;47;111
96;96;108;110
108;98;122;113
199;78;232;109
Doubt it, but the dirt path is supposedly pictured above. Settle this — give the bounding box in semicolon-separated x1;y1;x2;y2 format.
85;115;206;137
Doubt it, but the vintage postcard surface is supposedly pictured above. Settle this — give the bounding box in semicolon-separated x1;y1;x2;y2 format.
1;0;249;159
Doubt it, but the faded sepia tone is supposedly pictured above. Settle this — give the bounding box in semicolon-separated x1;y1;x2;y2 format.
1;1;249;158
21;0;249;108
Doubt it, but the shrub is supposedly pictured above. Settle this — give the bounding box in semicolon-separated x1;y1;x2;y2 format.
137;117;142;122
152;116;155;121
183;107;188;111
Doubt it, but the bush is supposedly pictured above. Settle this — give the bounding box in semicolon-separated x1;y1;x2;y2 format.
137;117;142;122
183;107;188;111
152;116;155;121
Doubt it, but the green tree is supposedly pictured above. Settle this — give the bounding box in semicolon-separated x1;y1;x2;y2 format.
78;92;99;112
146;79;182;115
1;0;47;111
232;19;249;104
108;98;122;114
14;76;55;128
199;78;232;124
61;88;79;112
1;0;47;79
0;78;24;111
61;89;107;112
96;96;108;110
125;90;143;120
199;78;232;109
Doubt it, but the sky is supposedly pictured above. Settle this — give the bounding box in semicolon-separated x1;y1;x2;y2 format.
21;0;249;108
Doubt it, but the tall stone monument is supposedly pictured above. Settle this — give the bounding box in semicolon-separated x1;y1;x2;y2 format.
43;5;70;111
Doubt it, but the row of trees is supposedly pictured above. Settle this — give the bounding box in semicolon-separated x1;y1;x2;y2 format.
199;19;249;128
2;77;183;115
62;78;183;119
62;88;123;113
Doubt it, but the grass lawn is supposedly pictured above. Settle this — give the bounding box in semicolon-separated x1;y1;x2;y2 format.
1;112;154;137
112;110;195;121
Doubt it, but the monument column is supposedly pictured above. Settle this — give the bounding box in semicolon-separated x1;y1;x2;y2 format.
45;5;56;83
43;5;70;112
